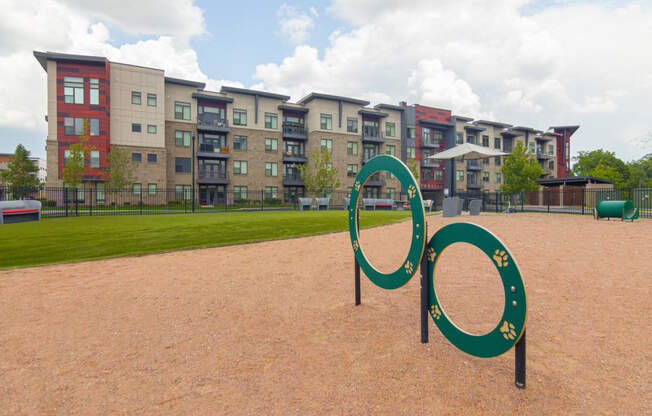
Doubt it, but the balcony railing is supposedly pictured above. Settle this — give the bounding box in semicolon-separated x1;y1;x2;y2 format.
421;138;442;148
197;118;229;132
283;172;304;186
466;160;483;170
198;169;229;184
467;179;482;189
362;153;379;164
422;157;440;167
282;151;308;163
365;173;386;187
361;126;385;142
282;123;308;139
536;151;553;160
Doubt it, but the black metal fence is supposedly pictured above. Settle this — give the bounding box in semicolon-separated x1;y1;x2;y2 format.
455;187;652;218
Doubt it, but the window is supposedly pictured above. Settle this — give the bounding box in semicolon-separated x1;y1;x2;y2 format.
482;171;489;182
148;184;157;195
147;93;157;107
347;141;358;155
386;188;396;200
432;130;443;145
265;186;279;199
264;113;278;129
132;153;142;162
422;168;432;180
96;183;105;204
233;136;247;150
63;149;83;167
482;135;489;147
495;137;501;149
147;153;157;163
326;162;333;170
386;144;396;156
495;156;501;165
406;147;416;159
422;128;432;142
175;185;191;201
347;118;358;133
90;118;99;136
265;162;278;177
132;123;141;132
467;134;476;144
456;170;464;181
175;157;191;173
549;161;554;170
483;157;489;165
132;91;141;105
456;132;464;144
147;124;157;134
495;172;502;183
347;164;358;176
90;150;100;168
434;170;442;180
233;160;248;175
175;102;191;120
408;127;416;139
63;76;84;104
233;109;247;125
548;144;554;155
175;130;191;147
133;183;141;195
64;117;85;136
386;122;396;137
90;78;99;105
265;138;278;152
528;142;535;153
320;113;332;130
234;186;248;202
320;138;332;152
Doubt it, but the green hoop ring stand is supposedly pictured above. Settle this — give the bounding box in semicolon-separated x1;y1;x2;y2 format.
348;155;426;289
427;222;527;357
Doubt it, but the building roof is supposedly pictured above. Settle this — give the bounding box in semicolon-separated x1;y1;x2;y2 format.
220;86;290;101
297;92;369;106
192;92;233;103
374;103;405;112
33;50;107;71
500;129;523;137
165;77;206;89
358;109;388;118
512;126;539;133
549;125;580;136
418;119;454;128
453;115;474;122
474;120;513;128
537;176;613;187
463;124;486;132
278;104;309;113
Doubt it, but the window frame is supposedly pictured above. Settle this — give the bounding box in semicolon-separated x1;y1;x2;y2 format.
175;157;191;173
233;135;248;150
347;117;358;133
347;141;358;155
320;113;332;130
89;78;99;105
89;118;99;136
264;112;278;129
131;91;141;105
147;153;157;163
233;109;247;126
147;124;157;134
233;160;248;175
386;122;396;137
175;130;191;147
132;153;142;162
63;76;84;104
264;138;278;152
148;183;157;195
320;138;333;152
147;93;157;107
132;123;142;133
265;162;278;177
175;101;191;120
90;150;100;168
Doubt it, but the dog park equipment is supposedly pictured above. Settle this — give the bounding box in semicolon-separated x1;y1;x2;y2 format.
423;199;433;212
348;155;527;388
595;200;639;221
298;197;312;211
0;200;41;224
469;199;482;216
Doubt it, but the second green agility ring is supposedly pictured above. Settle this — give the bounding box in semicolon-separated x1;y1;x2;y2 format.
348;155;426;289
427;222;527;357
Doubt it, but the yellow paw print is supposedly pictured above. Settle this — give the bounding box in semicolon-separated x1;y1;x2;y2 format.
354;181;361;191
430;304;441;320
404;260;414;275
427;247;436;262
500;320;516;340
407;184;416;199
492;249;509;268
352;240;359;251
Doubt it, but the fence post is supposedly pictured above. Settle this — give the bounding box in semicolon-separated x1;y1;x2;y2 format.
90;186;93;216
547;189;550;213
139;189;143;215
184;195;187;213
261;190;264;211
521;192;524;212
496;192;499;212
65;188;69;217
581;188;585;215
75;188;78;216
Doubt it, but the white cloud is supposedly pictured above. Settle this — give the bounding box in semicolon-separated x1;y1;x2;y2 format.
276;4;316;45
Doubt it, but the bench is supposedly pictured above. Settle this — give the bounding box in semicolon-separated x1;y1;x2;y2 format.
469;199;482;216
316;198;330;210
362;198;376;210
375;198;394;210
298;197;313;211
0;200;42;224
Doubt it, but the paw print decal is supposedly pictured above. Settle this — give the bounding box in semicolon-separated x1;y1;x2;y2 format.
352;239;359;251
492;249;509;268
500;320;517;340
427;247;436;262
407;184;416;199
430;304;441;320
404;260;414;275
354;181;361;191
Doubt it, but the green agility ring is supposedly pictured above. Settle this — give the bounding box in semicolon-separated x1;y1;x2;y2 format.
348;155;426;289
427;223;527;357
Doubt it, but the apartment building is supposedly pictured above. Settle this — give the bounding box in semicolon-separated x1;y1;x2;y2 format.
34;51;404;204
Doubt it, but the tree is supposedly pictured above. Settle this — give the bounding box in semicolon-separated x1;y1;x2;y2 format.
572;149;629;187
298;147;341;197
407;158;419;180
62;119;94;189
626;153;652;188
0;144;40;188
106;146;136;189
500;141;544;193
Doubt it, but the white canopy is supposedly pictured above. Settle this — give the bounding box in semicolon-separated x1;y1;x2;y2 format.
426;143;509;161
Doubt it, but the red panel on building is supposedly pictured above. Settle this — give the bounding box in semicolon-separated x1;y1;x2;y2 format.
414;105;450;190
554;129;571;178
56;60;110;181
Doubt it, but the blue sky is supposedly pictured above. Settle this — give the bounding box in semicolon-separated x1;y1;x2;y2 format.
1;0;651;162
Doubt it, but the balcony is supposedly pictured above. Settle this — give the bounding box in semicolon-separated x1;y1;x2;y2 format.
197;144;230;159
361;126;385;143
421;138;442;149
197;117;229;133
283;173;304;186
467;180;482;190
536;151;553;160
362;153;379;164
422;157;441;168
365;173;386;187
282;151;308;163
198;169;229;185
466;160;483;171
282;123;308;140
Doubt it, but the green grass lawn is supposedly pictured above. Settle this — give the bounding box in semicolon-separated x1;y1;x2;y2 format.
1;210;411;269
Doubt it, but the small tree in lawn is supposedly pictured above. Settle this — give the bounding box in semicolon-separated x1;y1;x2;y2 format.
106;146;135;189
407;158;419;181
299;147;341;198
0;145;40;194
500;141;544;197
62;119;95;201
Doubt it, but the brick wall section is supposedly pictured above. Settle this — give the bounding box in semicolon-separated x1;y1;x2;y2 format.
165;121;196;188
56;60;110;181
229;127;283;190
112;145;167;189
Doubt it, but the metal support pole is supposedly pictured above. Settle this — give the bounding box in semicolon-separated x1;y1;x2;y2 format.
581;188;585;215
89;186;93;216
192;133;196;213
547;190;550;213
515;328;526;389
420;222;429;343
354;208;361;305
140;188;143;215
